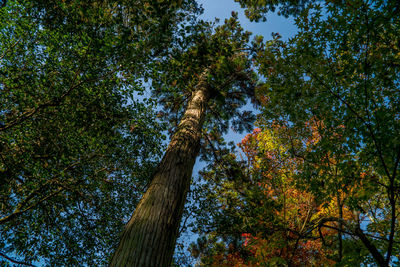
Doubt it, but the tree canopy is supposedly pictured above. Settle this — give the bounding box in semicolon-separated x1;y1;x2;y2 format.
188;1;400;266
0;0;399;266
0;0;198;265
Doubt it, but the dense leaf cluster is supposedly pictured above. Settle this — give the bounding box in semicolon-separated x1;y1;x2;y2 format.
188;1;400;266
0;0;198;265
149;13;259;155
234;0;311;21
1;0;399;265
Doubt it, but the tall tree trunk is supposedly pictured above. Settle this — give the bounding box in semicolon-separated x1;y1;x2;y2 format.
337;193;343;263
110;71;210;266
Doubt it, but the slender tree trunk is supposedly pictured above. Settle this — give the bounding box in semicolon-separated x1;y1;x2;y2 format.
354;226;387;267
337;193;343;263
110;71;210;266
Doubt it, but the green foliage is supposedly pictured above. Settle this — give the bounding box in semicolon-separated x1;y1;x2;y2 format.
150;13;258;139
234;0;312;21
188;1;400;266
2;0;399;265
0;0;199;265
254;0;400;264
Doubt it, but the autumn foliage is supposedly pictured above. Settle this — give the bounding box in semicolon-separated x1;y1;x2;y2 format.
236;124;353;265
192;119;365;266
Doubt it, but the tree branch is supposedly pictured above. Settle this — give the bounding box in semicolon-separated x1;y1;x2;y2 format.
0;251;36;267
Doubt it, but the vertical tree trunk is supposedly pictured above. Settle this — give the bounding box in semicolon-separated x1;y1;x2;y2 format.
110;71;210;266
337;193;343;263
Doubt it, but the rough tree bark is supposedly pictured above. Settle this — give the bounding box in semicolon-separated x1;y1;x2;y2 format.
110;70;211;266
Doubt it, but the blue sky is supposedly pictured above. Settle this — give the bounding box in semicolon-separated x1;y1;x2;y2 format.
197;0;298;40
